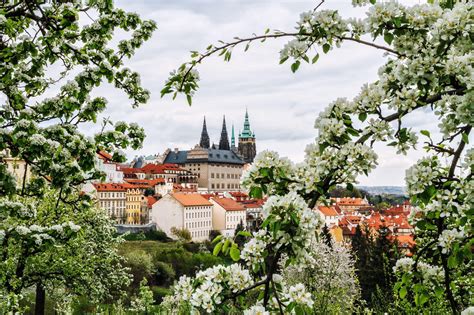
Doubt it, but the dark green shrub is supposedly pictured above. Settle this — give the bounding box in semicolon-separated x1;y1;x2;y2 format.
155;261;176;286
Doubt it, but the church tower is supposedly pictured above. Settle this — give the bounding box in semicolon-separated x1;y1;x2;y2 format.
218;116;230;150
238;109;257;163
199;116;210;149
231;124;236;151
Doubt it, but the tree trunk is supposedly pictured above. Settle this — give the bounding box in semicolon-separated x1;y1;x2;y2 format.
35;284;45;315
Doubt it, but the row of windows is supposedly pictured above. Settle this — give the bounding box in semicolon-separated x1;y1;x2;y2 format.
211;173;240;179
185;211;211;219
100;192;125;198
227;213;244;223
101;201;125;207
211;183;240;189
191;229;209;238
185;221;211;229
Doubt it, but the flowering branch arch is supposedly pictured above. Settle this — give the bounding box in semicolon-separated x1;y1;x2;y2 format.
162;0;472;313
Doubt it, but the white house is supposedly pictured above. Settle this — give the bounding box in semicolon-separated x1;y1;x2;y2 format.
151;193;212;242
210;197;246;237
317;205;340;228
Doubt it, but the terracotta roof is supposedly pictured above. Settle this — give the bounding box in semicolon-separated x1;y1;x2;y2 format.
229;191;248;198
333;197;368;206
97;150;113;161
212;197;245;211
147;196;158;208
124;178;165;187
172;193;212;207
141;163;186;174
318;206;339;216
93;183;126;192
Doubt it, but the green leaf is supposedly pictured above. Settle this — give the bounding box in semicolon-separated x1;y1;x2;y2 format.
420;130;430;137
358;112;367;122
462;132;469;144
213;242;223;256
384;32;394;45
237;231;252;237
186;95;192;106
312;53;320;64
212;235;223;244
279;56;289;64
370;0;376;3
434;286;443;298
399;287;407;299
323;43;330;54
222;239;231;254
291;60;301;73
230;246;240;261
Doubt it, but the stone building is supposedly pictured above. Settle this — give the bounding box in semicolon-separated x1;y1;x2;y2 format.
163;116;246;192
92;183;127;224
151;193;213;242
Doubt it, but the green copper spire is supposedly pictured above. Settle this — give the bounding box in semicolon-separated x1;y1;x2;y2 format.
239;109;253;138
231;124;235;148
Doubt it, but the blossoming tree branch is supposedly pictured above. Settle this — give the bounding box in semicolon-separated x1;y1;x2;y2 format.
161;0;472;313
0;1;156;312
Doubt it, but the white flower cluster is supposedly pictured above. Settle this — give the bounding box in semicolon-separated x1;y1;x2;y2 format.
362;119;393;141
393;257;443;282
244;304;269;315
284;283;314;308
295;142;377;193
366;1;405;32
241;150;293;194
405;156;442;195
168;264;253;313
438;229;464;254
298;10;347;45
240;230;268;268
280;39;309;60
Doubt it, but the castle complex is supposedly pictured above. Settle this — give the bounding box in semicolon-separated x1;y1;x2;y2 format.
162;110;257;192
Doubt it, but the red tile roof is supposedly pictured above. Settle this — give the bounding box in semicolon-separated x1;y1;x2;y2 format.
124;178;165;187
97;150;113;161
212;197;245;211
147;196;158;208
141;163;185;174
93;183;126;192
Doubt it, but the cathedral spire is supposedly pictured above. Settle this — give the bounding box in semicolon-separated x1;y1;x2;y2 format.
231;124;236;149
199;116;210;149
219;115;230;150
240;108;253;138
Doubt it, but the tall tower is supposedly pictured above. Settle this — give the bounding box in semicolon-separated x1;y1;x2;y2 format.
219;116;230;150
199;116;210;149
231;124;236;151
238;109;257;163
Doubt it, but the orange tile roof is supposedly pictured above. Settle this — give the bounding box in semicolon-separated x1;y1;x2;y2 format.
212;197;245;211
333;197;368;206
229;191;248;198
318;206;339;216
172;193;212;207
93;183;126;192
97;150;113;161
141;163;186;174
147;196;158;208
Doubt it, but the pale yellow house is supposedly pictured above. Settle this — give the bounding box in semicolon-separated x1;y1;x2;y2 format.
210;197;246;237
124;184;143;225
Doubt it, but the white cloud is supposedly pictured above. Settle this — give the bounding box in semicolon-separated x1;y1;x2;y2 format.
81;0;432;186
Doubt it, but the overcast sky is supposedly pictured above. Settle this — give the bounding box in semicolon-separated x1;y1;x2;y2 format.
88;0;435;187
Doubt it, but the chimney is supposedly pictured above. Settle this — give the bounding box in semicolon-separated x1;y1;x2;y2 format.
174;148;179;154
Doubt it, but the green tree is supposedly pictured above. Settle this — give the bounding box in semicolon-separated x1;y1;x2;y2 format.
320;224;333;249
0;190;130;313
0;1;155;312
